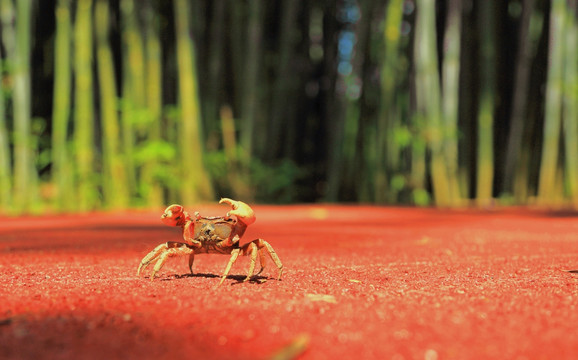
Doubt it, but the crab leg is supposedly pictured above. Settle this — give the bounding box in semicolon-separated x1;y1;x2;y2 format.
243;242;259;282
137;242;171;276
137;242;194;280
217;239;283;286
188;253;195;274
218;248;241;286
255;249;267;276
251;238;284;280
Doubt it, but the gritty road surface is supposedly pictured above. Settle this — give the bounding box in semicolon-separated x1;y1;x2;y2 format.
1;205;578;359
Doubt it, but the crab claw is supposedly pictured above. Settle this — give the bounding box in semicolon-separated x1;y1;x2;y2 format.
219;198;256;226
161;204;188;226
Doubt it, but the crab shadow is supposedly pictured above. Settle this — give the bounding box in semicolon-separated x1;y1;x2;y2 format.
160;272;272;285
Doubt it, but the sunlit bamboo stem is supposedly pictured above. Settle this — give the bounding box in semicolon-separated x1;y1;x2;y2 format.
562;5;578;206
0;0;14;211
51;0;73;211
414;0;451;206
96;0;129;210
174;0;214;204
120;0;147;199
13;0;36;212
442;0;462;205
74;0;96;211
142;0;163;207
538;0;565;204
0;63;9;211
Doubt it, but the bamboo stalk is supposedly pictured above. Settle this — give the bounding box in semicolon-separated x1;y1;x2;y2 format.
120;0;147;199
323;1;344;202
0;0;14;211
414;0;451;206
240;0;263;158
12;0;36;212
503;0;535;196
442;0;463;206
513;7;546;204
538;0;565;204
51;0;73;211
230;1;245;114
174;0;214;204
205;0;225;143
268;0;299;160
96;0;129;210
375;0;403;203
142;0;163;207
220;105;252;199
0;61;9;211
74;0;96;211
476;0;496;207
562;2;578;206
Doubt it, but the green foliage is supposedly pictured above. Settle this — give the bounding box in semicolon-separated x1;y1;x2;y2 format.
1;1;578;213
205;148;300;203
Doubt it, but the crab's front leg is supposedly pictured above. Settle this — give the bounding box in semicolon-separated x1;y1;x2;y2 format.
137;242;195;280
218;248;241;286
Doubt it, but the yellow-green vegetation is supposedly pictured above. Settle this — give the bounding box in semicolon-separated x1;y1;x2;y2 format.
0;1;577;213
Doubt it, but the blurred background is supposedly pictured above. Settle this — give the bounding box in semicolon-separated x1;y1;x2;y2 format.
0;0;576;214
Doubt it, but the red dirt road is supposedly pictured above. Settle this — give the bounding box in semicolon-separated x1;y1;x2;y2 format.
1;205;578;359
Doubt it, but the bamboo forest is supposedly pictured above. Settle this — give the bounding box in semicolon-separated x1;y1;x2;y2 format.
0;0;577;214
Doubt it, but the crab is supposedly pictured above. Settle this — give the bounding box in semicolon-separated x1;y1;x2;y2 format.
137;198;283;286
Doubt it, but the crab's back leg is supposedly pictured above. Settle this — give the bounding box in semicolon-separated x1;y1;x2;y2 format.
248;239;283;280
137;242;194;280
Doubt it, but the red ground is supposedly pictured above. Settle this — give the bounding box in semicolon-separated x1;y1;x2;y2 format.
1;205;578;359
